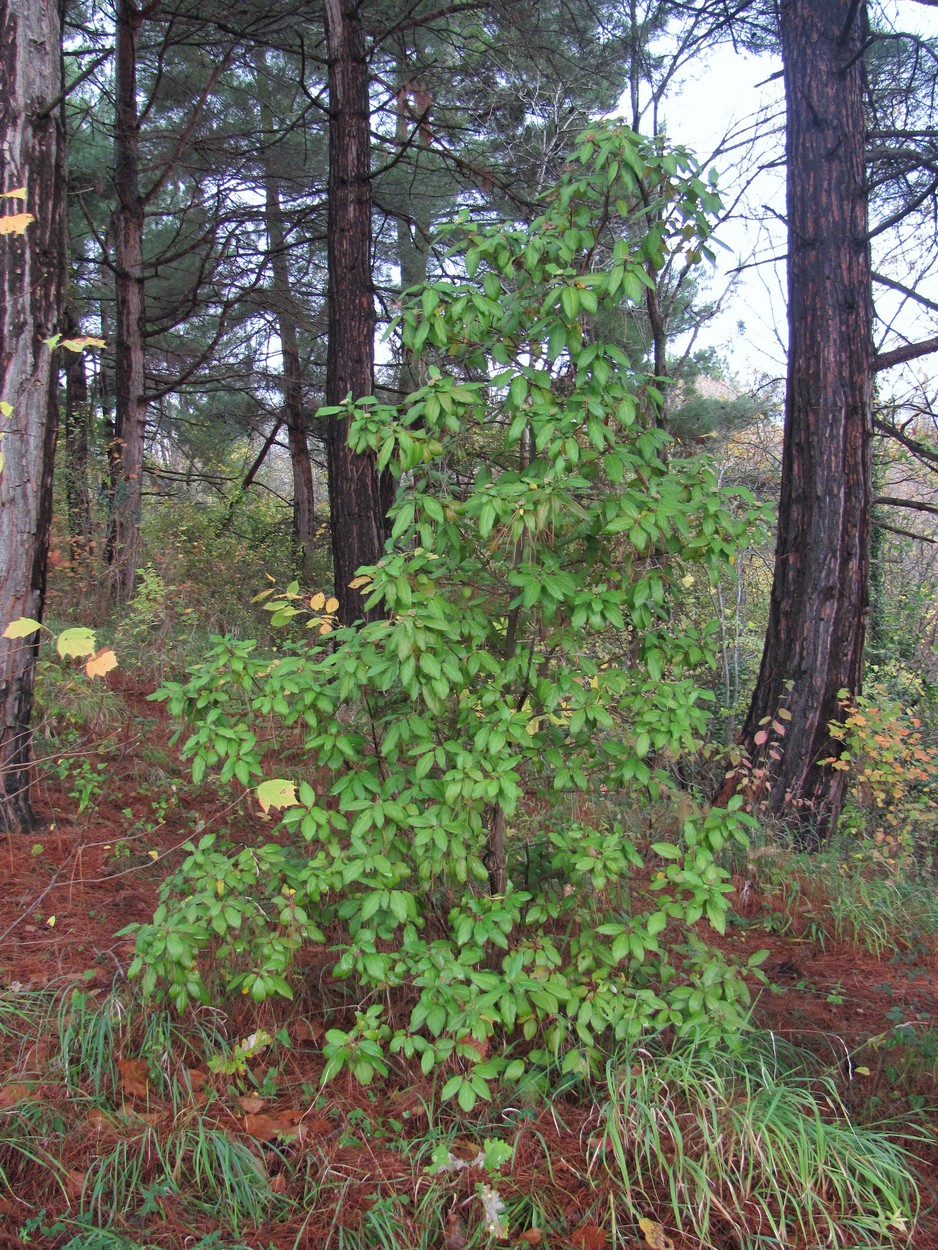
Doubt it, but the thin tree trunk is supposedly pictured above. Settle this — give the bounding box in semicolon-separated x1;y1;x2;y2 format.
0;0;67;832
258;66;316;582
108;0;149;605
63;317;94;568
324;0;385;625
715;0;873;848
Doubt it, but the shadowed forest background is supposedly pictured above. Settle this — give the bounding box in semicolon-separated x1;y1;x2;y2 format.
1;1;938;1247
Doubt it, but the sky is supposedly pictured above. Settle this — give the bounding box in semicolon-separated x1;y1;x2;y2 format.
657;2;938;387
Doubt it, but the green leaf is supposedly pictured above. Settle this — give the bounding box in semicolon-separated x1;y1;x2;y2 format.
56;627;96;659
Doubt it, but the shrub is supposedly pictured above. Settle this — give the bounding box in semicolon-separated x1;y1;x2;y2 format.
130;124;764;1106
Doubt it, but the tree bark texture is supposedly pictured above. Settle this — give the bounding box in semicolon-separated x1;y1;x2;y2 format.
717;0;873;848
324;0;385;625
108;0;148;606
0;0;67;832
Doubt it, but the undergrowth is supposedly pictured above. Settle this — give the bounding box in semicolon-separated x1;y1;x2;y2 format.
0;985;924;1249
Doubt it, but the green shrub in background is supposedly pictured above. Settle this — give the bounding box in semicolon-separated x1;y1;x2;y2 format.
130;124;766;1106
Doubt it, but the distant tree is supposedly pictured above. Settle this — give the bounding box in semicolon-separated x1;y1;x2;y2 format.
0;0;68;832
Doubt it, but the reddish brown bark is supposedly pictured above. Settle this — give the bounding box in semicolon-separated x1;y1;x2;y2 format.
0;0;67;832
716;0;873;848
324;0;386;625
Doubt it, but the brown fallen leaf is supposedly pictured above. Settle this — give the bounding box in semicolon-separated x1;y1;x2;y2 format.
64;1169;86;1201
118;1057;149;1099
0;1083;30;1107
244;1109;303;1141
186;1067;210;1092
238;1095;266;1114
444;1212;468;1250
449;1137;482;1162
516;1230;543;1245
83;1106;115;1134
571;1226;607;1250
294;1017;325;1045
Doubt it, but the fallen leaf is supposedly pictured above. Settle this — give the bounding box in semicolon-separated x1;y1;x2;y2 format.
450;1137;483;1162
294;1017;324;1045
64;1168;86;1201
639;1218;675;1250
270;1172;288;1194
84;1106;116;1133
238;1095;266;1113
444;1212;469;1250
0;1083;30;1107
571;1226;607;1250
244;1109;303;1141
516;1231;543;1245
118;1057;150;1099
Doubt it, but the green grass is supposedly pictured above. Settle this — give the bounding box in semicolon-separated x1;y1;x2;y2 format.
600;1031;920;1249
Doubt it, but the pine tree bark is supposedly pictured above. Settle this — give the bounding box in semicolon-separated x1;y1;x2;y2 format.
108;0;148;606
716;0;873;848
324;0;386;625
0;0;67;832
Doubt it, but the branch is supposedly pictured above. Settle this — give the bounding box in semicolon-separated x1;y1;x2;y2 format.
875;416;938;467
874;495;938;516
875;336;938;372
873;270;938;315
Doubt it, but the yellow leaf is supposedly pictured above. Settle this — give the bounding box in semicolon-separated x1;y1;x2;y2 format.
147;849;158;861
318;621;333;635
325;597;339;614
348;575;372;590
3;617;41;639
56;627;96;659
85;647;118;678
256;778;299;813
46;915;56;928
1;187;26;201
0;400;12;416
60;336;106;353
310;592;326;611
0;212;34;235
639;1219;675;1250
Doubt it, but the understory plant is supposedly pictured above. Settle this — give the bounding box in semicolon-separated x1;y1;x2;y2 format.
132;124;764;1106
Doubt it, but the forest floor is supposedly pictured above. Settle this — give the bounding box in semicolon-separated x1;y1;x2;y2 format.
0;673;936;1249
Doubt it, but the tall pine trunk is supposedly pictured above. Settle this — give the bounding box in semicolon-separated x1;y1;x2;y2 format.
324;0;385;625
717;0;873;848
0;0;67;832
108;0;148;605
257;56;317;583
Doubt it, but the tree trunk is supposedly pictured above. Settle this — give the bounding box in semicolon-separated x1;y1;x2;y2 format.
63;317;94;569
0;0;67;832
324;0;385;625
108;0;148;606
259;78;316;583
716;0;873;848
